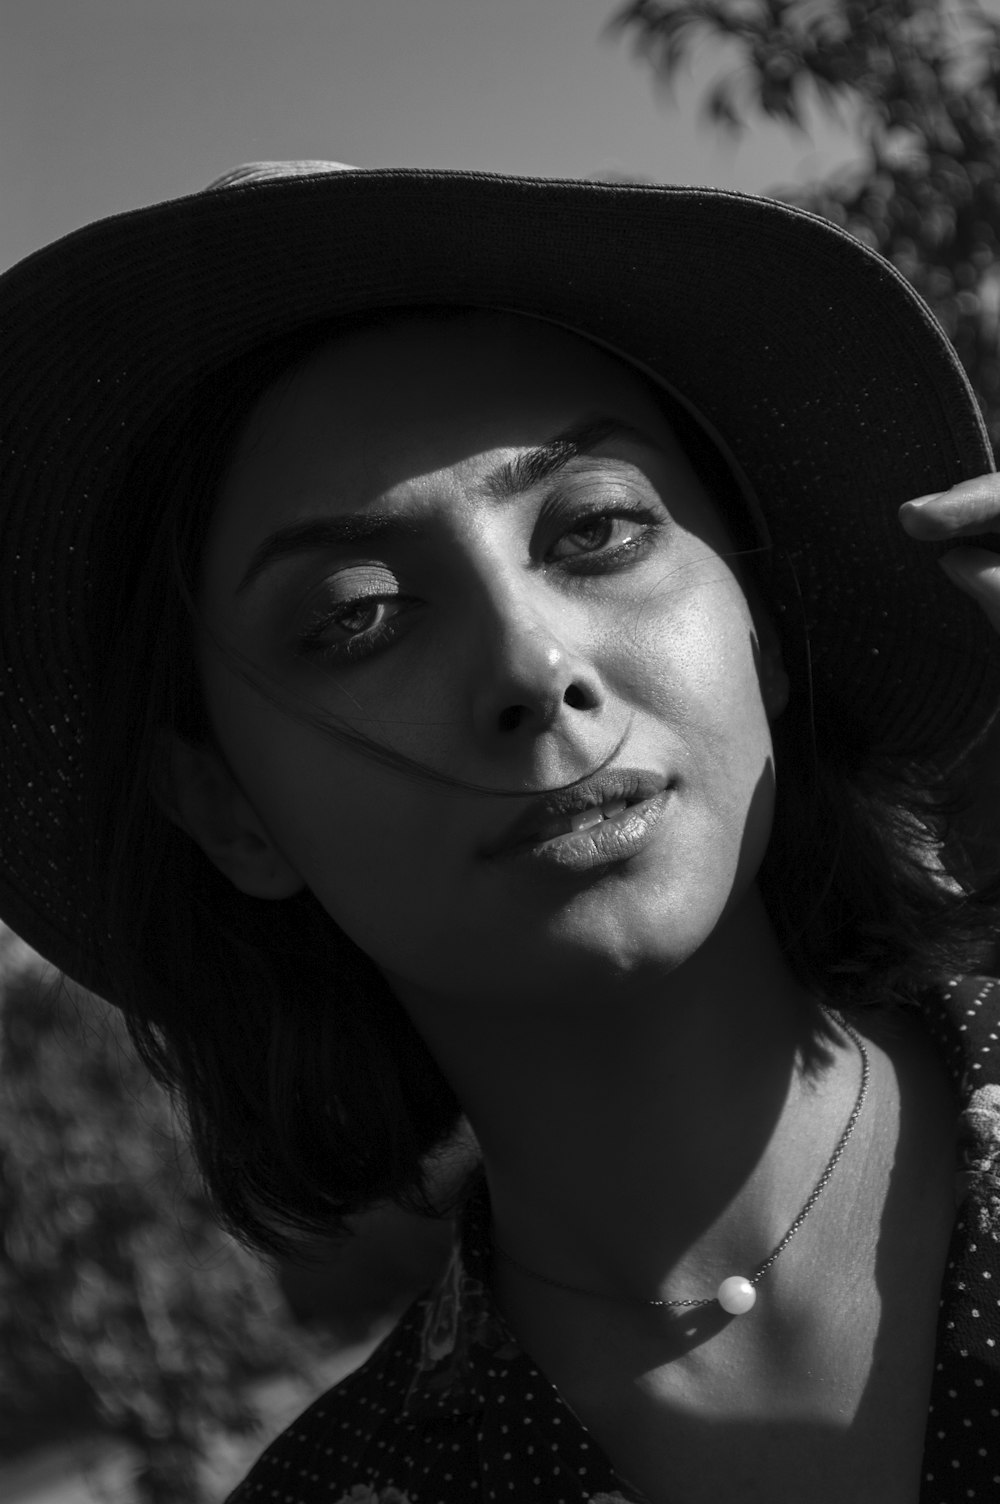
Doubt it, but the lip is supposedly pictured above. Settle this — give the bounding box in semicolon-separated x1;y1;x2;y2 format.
482;767;671;864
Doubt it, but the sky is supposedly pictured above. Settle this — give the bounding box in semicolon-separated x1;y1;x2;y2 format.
0;0;866;273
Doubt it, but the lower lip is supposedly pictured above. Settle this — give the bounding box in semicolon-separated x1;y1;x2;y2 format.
496;790;672;873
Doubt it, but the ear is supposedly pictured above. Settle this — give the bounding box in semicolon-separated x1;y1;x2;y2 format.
745;590;790;721
154;733;305;899
758;630;790;720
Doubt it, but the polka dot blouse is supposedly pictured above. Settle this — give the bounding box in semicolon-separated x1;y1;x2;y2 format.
226;979;1000;1504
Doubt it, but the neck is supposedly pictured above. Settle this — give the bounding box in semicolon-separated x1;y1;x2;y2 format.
395;889;857;1305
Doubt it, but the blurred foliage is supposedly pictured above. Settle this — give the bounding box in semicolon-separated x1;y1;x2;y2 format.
608;0;1000;455
0;929;325;1504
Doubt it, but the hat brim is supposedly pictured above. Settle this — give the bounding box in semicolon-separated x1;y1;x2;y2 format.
1;166;997;992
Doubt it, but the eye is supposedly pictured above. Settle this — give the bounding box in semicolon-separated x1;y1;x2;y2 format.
549;514;639;558
294;566;411;663
545;505;663;571
328;598;398;641
297;594;408;661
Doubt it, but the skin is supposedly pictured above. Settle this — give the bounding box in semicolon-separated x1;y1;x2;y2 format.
185;311;790;1009
173;308;830;1287
168;313;998;1501
903;481;1000;876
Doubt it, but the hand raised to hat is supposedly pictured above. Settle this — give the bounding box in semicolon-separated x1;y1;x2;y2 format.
900;476;1000;634
901;476;1000;881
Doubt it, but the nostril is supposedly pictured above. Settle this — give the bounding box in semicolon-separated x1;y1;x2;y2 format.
497;705;524;733
563;683;590;710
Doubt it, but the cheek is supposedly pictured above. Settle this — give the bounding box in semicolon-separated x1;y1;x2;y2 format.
635;562;777;877
233;721;433;876
625;557;773;760
203;659;455;952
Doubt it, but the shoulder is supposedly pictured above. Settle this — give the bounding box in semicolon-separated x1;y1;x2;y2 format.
224;1301;451;1504
911;973;1000;1091
223;1244;511;1504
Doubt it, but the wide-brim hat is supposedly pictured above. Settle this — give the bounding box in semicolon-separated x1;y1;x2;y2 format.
1;160;998;998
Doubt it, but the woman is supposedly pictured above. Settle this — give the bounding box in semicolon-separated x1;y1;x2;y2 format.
1;162;999;1503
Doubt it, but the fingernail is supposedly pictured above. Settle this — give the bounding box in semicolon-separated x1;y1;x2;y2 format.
904;491;948;509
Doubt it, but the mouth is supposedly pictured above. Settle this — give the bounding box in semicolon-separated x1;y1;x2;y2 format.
482;768;670;861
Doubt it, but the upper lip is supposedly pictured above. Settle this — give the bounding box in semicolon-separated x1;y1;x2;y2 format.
482;767;668;858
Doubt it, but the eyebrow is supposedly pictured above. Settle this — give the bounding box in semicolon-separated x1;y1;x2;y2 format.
236;413;652;594
237;512;424;594
482;414;652;501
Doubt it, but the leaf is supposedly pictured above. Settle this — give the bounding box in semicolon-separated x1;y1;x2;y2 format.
0;954;328;1495
611;0;1000;457
704;72;749;132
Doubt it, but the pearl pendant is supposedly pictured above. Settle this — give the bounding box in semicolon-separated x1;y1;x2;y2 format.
717;1276;757;1315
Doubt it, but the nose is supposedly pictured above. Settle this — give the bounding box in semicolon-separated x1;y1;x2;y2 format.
469;589;604;744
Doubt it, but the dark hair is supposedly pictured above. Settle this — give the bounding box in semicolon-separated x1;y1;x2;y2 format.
85;307;1000;1260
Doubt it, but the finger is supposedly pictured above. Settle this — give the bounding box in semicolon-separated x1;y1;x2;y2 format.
899;474;1000;539
939;546;1000;632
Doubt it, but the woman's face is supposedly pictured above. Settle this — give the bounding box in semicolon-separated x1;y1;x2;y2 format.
190;312;785;1010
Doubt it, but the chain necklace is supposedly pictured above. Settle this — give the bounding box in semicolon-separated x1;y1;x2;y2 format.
495;1009;870;1317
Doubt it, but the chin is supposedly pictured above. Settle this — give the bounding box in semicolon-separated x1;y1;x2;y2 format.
505;905;733;1002
543;871;767;986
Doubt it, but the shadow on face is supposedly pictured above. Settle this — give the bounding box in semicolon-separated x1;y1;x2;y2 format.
166;309;789;1012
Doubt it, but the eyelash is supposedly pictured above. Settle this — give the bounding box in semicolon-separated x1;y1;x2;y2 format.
295;499;665;665
296;595;406;663
546;502;662;573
